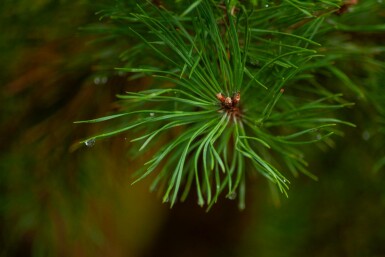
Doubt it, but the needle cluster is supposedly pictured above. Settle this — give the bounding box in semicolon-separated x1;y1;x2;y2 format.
76;0;385;209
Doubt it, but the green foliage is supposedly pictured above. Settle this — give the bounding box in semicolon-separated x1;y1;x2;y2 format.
77;0;378;209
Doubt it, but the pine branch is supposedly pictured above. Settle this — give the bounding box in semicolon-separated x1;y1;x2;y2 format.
77;0;385;209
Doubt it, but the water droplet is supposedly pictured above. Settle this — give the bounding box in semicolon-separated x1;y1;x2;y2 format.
265;4;269;7
227;192;237;200
149;112;155;117
84;138;95;147
362;130;370;141
93;76;108;85
283;179;286;183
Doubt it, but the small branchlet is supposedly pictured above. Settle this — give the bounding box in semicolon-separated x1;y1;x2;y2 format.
216;92;241;117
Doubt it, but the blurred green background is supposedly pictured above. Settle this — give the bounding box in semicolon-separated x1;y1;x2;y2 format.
1;1;385;257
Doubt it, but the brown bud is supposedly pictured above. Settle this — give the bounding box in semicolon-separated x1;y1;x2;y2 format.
232;92;240;105
224;97;232;108
216;92;226;103
336;0;358;15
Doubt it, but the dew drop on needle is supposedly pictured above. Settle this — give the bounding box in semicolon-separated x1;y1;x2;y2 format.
84;138;95;147
227;192;237;200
